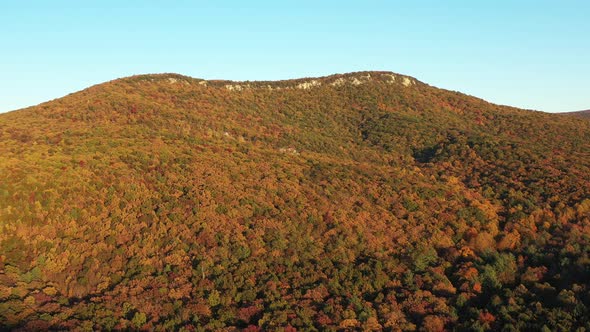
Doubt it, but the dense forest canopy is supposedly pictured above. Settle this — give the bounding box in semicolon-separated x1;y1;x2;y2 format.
1;71;590;331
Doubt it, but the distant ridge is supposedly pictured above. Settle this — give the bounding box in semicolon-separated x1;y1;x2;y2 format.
563;109;590;119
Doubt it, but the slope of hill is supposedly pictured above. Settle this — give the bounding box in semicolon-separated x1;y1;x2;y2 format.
1;71;590;331
564;109;590;119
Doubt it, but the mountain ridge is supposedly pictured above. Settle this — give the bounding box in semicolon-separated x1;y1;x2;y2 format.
113;70;420;87
8;71;543;118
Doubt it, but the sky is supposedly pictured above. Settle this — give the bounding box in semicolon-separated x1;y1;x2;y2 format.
0;1;588;113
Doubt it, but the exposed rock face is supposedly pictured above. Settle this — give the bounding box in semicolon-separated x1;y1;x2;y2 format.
212;71;419;92
402;77;415;87
296;80;321;90
225;84;247;91
330;78;347;86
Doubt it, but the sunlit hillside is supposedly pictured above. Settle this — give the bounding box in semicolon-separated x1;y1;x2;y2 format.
1;72;590;331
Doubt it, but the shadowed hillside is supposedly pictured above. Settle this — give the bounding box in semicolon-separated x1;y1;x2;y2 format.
1;71;590;331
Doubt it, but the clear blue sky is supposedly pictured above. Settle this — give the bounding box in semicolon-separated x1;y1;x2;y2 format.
1;1;588;113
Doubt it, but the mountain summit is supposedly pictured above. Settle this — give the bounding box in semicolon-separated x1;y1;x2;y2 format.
1;72;590;330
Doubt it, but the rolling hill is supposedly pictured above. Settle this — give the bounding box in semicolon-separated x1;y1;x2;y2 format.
1;71;590;331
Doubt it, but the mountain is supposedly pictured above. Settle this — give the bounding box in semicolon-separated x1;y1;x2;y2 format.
1;71;590;331
564;109;590;119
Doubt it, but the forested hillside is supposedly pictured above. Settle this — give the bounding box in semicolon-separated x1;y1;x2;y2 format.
1;71;590;331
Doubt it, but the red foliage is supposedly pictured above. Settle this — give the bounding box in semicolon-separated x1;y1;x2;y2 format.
478;311;496;324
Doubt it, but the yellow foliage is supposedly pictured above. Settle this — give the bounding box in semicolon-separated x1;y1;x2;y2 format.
42;286;57;296
339;318;360;329
363;317;383;331
471;232;495;253
0;285;12;299
24;295;36;306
